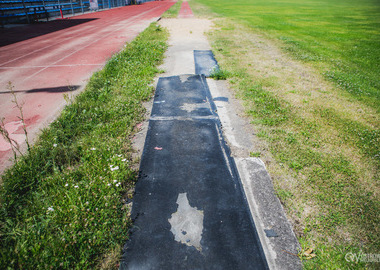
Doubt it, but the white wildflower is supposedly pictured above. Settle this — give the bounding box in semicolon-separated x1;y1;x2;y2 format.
53;144;57;147
110;166;119;171
47;206;54;212
74;185;79;188
65;183;69;187
91;148;96;151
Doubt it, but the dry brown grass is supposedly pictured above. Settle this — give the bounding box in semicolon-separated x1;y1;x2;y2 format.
97;244;122;270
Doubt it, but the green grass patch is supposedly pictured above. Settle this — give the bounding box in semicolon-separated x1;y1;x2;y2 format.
0;23;168;269
209;67;230;80
195;0;380;111
161;0;182;18
249;151;261;158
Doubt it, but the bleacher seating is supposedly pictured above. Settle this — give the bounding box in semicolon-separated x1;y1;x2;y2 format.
0;0;96;26
0;0;157;26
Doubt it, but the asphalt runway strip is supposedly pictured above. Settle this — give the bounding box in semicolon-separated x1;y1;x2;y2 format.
120;74;269;269
194;50;219;77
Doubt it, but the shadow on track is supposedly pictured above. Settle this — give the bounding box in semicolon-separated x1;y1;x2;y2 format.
0;85;81;94
0;19;98;47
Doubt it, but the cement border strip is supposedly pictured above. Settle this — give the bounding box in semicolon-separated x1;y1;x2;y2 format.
206;78;302;270
235;158;302;270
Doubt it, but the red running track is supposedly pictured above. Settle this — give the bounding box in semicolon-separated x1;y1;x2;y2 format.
178;1;193;18
0;1;176;172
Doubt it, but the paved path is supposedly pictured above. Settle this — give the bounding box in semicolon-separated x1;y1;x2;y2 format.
0;1;175;171
120;72;269;269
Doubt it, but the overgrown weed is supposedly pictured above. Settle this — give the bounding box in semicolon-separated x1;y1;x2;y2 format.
0;82;30;161
209;67;230;80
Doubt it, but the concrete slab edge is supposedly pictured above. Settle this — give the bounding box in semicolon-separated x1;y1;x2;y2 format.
200;75;271;268
205;78;302;269
235;157;302;270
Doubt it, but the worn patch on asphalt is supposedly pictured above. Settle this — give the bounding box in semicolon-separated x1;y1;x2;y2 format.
119;75;268;269
169;193;204;251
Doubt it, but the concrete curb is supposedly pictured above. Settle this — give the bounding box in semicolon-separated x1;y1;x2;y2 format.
206;78;302;269
236;158;302;270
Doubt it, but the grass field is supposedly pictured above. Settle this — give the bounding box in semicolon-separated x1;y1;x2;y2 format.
192;0;379;268
0;23;168;269
196;0;380;111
